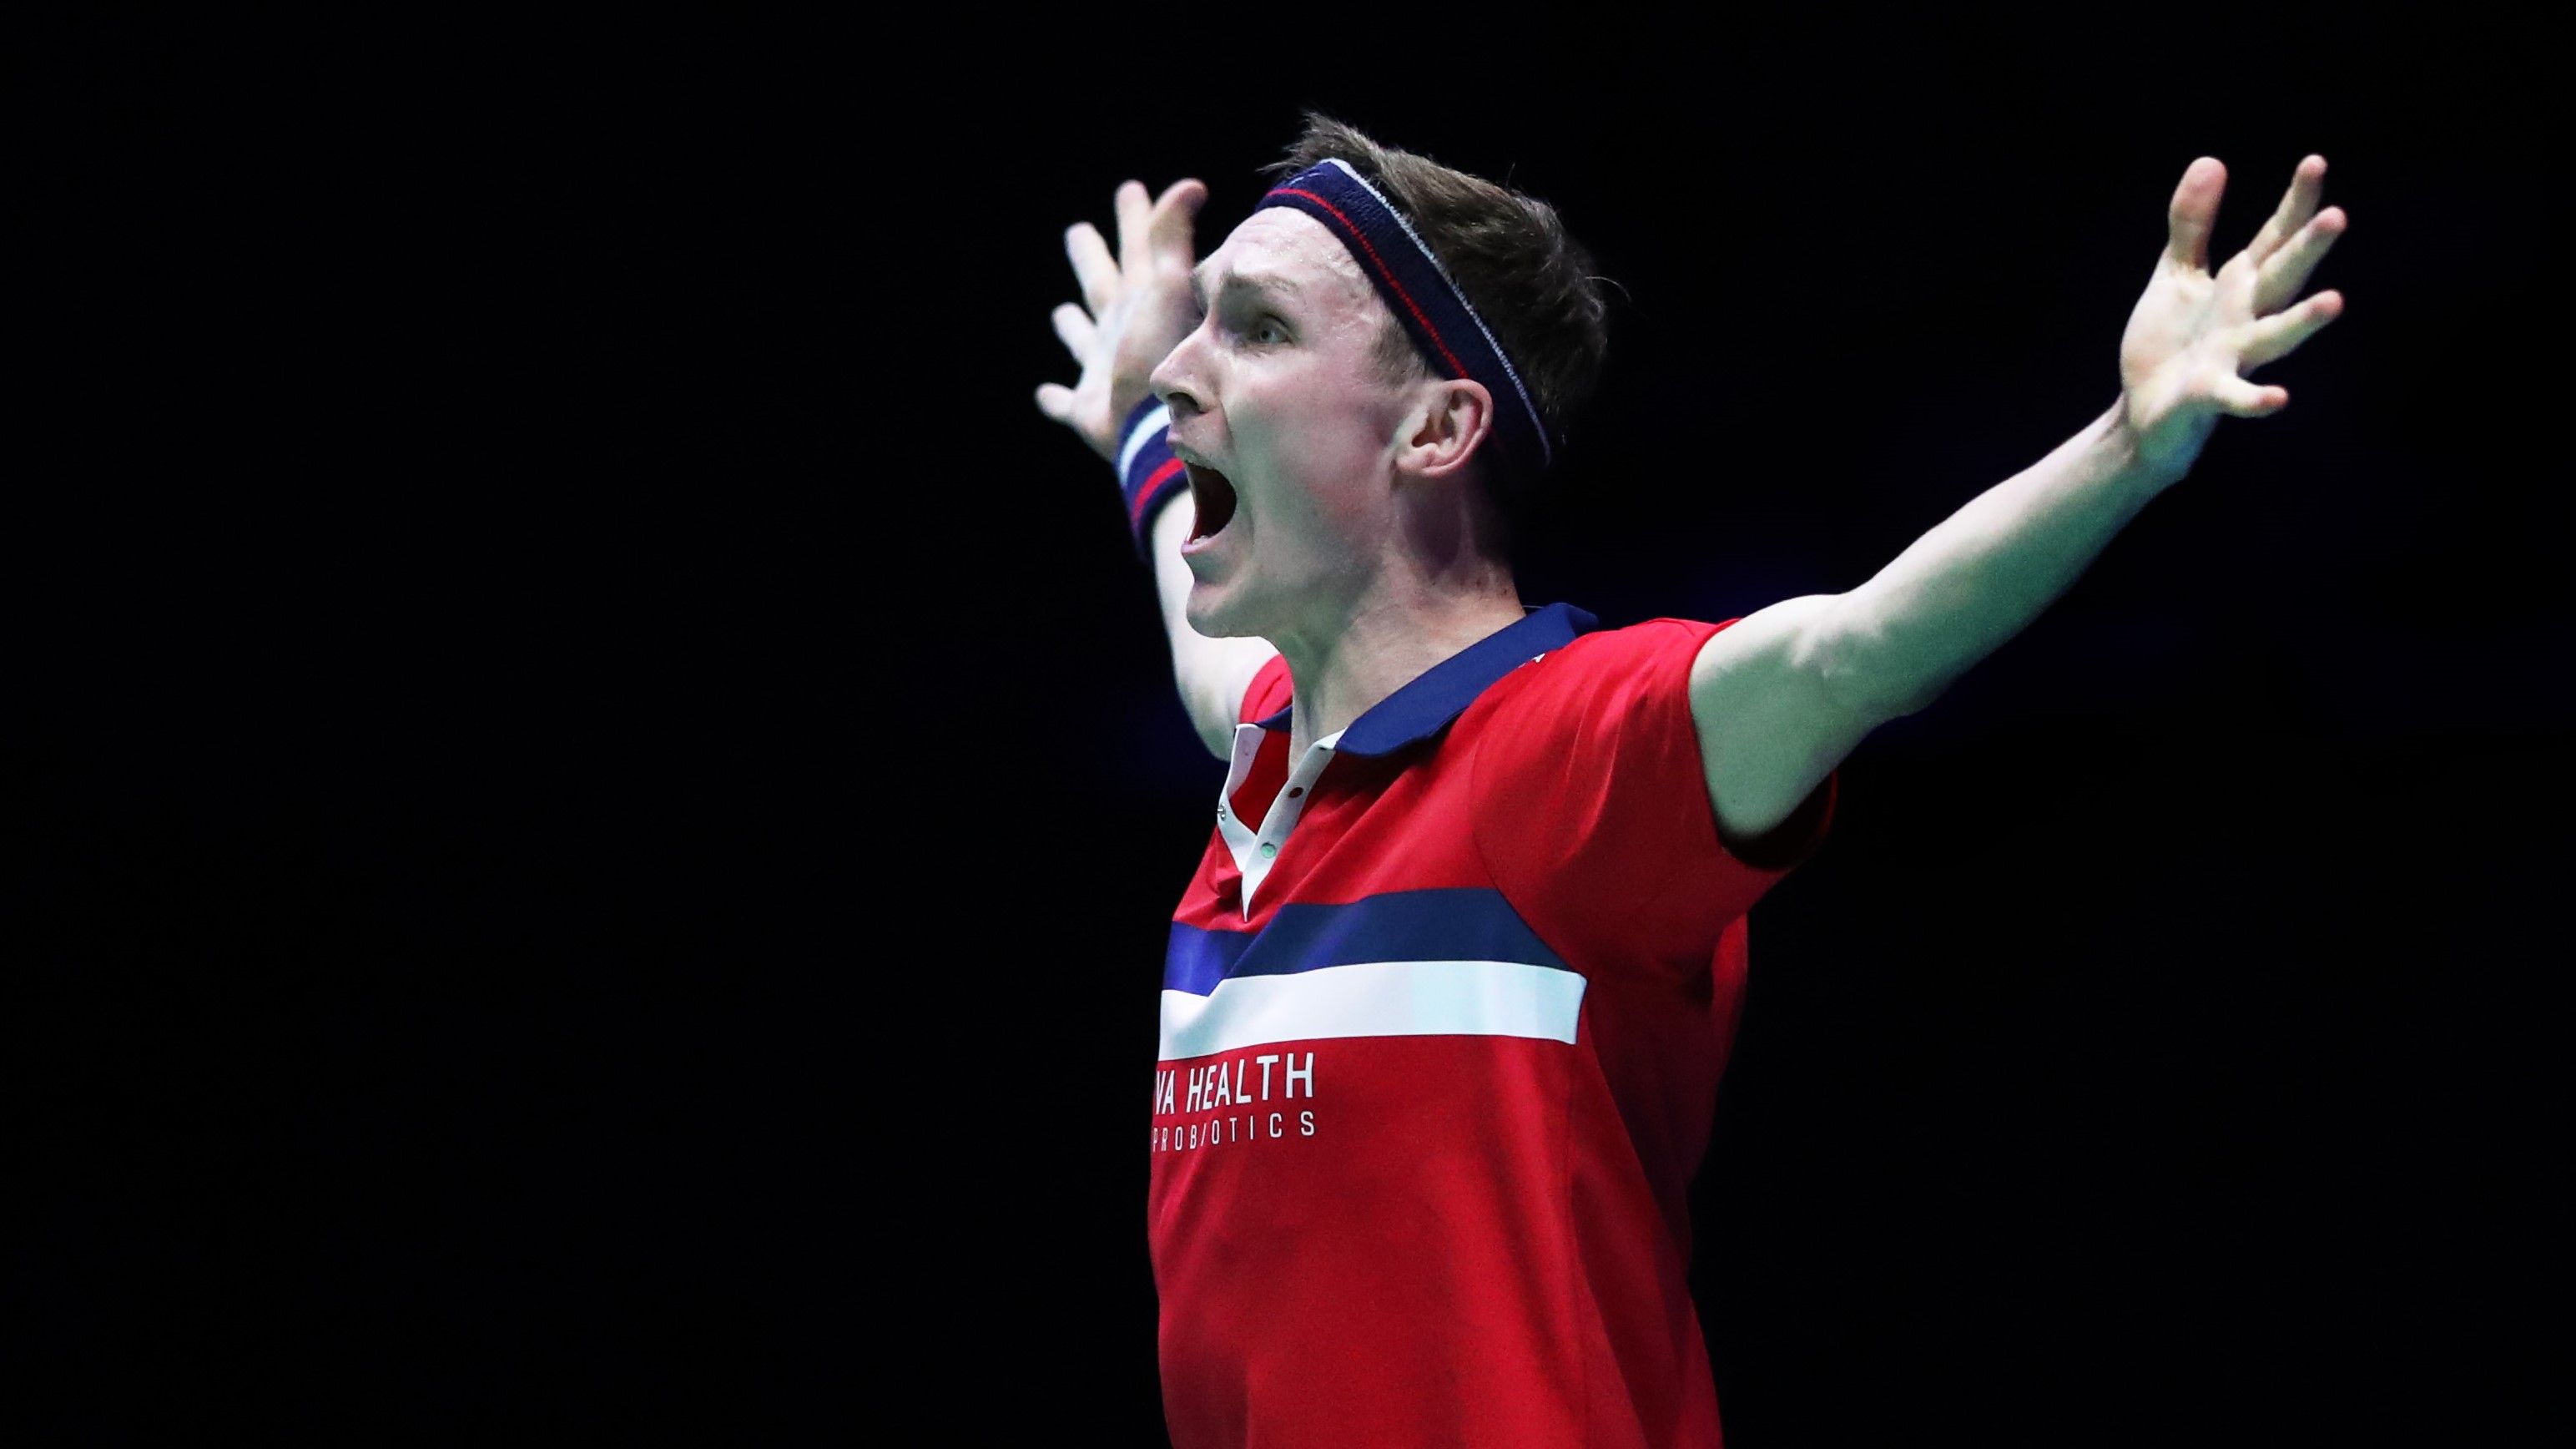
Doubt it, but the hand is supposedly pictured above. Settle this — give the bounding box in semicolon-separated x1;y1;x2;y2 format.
2116;154;2349;478
1035;177;1209;465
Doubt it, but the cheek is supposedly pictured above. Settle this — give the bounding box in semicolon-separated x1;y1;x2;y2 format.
1257;373;1386;468
1293;400;1393;499
1234;368;1395;534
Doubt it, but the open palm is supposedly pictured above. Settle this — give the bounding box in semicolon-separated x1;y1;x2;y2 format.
1036;178;1208;464
2118;154;2348;476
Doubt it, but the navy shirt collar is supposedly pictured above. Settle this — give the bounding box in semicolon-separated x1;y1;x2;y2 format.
1253;601;1601;757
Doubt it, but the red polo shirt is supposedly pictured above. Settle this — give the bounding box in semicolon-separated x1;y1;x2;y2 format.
1148;602;1840;1447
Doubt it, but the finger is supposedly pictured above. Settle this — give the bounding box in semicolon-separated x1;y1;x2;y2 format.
1036;381;1076;424
2162;157;2226;275
1053;301;1099;363
1067;221;1119;317
2211;371;2288;417
2254;204;2349;316
2239;290;2344;369
1115;179;1153;285
2246;154;2328;268
1147;179;1209;272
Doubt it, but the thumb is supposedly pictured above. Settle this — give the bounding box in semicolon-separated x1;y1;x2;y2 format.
1149;179;1208;261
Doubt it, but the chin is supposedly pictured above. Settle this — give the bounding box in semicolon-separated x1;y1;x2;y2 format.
1185;578;1258;641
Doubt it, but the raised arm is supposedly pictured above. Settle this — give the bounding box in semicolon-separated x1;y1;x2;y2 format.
1036;178;1279;760
1687;154;2349;847
1147;488;1281;757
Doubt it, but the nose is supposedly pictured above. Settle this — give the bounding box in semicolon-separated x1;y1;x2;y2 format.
1150;326;1207;421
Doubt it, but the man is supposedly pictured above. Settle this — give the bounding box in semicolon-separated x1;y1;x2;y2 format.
1035;113;2345;1447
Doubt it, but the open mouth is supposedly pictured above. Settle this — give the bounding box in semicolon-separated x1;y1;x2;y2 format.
1185;464;1239;543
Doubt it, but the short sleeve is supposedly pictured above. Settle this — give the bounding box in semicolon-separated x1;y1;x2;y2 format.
1469;618;1837;969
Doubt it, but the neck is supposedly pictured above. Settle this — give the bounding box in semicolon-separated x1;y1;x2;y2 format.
1269;576;1529;761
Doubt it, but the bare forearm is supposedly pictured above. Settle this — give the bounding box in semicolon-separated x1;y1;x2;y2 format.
1148;495;1278;753
1147;494;1206;670
1841;399;2190;714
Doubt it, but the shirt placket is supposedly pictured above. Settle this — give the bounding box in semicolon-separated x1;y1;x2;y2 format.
1215;723;1345;921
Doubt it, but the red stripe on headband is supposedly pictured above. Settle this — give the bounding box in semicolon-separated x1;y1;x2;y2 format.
1267;186;1471;381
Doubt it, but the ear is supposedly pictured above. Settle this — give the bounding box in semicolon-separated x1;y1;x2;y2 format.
1395;378;1495;481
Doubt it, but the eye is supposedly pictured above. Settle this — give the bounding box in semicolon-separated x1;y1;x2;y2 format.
1252;316;1289;345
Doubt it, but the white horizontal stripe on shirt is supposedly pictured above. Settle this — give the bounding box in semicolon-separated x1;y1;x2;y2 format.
1157;958;1586;1062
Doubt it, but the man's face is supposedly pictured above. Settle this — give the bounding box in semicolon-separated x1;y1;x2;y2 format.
1149;208;1417;643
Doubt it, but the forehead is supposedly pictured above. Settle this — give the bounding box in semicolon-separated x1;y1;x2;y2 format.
1206;208;1373;307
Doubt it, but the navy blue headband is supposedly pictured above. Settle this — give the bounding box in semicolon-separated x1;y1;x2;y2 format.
1253;158;1554;489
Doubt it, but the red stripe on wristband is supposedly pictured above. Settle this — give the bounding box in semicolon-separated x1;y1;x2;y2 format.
1130;456;1187;529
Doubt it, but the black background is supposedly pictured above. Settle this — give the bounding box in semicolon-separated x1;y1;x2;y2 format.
11;15;2563;1444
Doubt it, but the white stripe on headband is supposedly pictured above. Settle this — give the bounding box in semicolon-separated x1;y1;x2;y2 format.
1317;158;1551;470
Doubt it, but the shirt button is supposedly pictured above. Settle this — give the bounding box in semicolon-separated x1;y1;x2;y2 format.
1258;842;1278;859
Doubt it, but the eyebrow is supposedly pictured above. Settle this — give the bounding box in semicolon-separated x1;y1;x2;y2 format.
1189;263;1305;313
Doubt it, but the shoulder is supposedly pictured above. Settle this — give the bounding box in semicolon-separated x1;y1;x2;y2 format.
1465;615;1727;770
1497;616;1733;703
1582;615;1733;656
1570;616;1732;660
1464;614;1789;963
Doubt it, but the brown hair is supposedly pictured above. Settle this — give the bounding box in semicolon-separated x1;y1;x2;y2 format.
1259;111;1611;541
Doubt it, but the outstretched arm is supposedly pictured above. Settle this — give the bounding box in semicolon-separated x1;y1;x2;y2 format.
1689;154;2350;846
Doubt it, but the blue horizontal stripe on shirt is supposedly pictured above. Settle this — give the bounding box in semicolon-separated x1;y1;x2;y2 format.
1164;887;1572;997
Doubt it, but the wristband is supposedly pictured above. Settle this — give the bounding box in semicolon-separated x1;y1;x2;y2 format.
1117;395;1190;563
